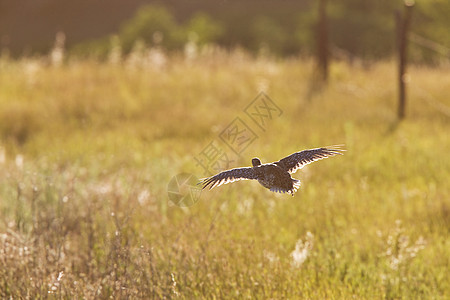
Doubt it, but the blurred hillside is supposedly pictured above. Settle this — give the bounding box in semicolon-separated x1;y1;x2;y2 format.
1;0;450;62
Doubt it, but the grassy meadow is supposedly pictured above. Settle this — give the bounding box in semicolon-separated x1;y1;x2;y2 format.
0;49;449;298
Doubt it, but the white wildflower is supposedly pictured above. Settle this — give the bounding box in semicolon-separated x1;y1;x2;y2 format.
381;220;427;270
147;47;167;70
108;35;122;65
264;250;279;263
138;189;150;205
184;32;198;61
50;31;65;67
0;147;5;164
15;154;24;169
290;231;314;268
237;198;254;215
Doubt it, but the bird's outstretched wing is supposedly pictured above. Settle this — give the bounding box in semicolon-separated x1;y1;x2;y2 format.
275;146;345;174
200;167;257;190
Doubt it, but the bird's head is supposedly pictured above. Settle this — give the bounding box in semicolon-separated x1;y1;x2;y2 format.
251;158;262;167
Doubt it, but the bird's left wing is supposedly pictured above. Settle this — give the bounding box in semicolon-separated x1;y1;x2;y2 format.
275;146;345;174
200;167;257;190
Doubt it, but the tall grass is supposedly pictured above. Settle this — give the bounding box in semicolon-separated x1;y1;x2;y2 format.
0;48;449;298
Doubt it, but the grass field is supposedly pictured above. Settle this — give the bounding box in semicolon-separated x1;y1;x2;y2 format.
0;50;449;298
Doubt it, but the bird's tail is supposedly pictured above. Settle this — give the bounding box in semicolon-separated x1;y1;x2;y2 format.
288;179;301;196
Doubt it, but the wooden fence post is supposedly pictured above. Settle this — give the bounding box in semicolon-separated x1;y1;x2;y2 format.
317;0;328;82
397;1;414;120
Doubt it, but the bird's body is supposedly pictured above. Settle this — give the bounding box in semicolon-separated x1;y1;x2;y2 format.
200;146;344;196
254;163;300;194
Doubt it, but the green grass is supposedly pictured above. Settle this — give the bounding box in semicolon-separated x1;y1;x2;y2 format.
0;51;449;298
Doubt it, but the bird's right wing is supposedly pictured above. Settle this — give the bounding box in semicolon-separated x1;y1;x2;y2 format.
200;167;257;190
275;146;345;174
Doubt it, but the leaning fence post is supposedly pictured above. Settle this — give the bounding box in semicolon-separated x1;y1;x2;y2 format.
396;0;414;120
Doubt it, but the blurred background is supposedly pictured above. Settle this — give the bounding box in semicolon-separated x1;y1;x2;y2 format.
1;0;449;63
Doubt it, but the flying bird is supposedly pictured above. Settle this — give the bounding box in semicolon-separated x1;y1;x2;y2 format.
200;146;344;196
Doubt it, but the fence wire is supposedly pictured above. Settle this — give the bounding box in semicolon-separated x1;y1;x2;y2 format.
412;85;450;118
409;32;450;58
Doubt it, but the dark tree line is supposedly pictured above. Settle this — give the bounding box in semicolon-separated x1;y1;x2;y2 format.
1;0;449;62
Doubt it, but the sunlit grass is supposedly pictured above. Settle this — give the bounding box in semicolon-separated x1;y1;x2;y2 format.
0;50;449;298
